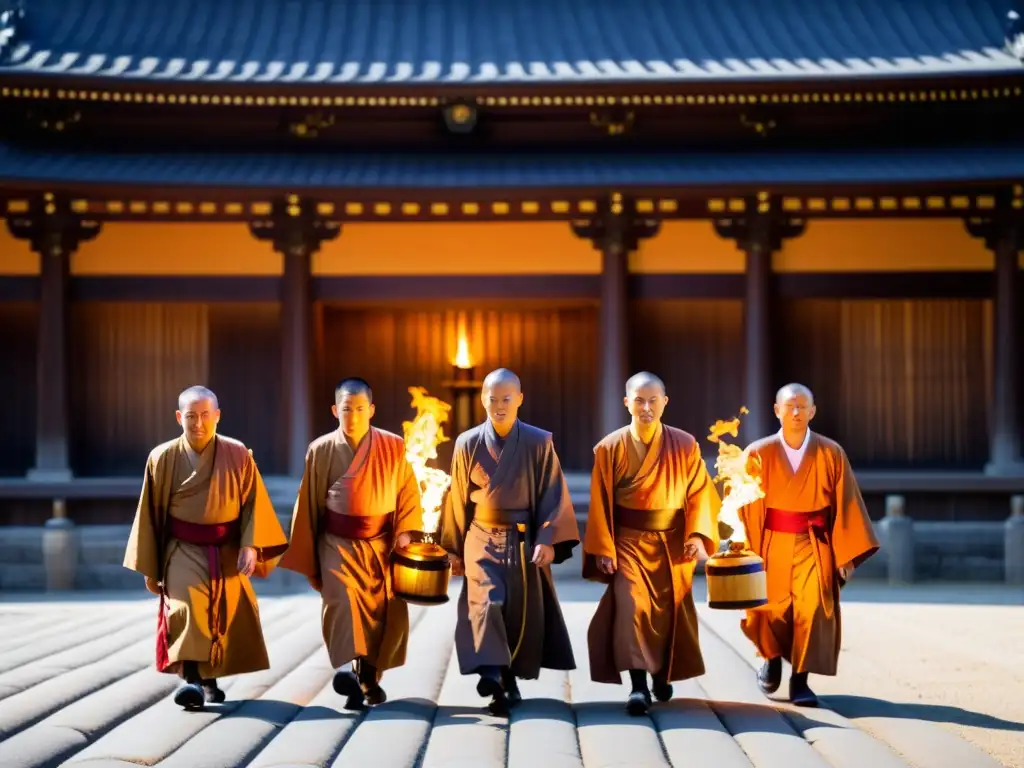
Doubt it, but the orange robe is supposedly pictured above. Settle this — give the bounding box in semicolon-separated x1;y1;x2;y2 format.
739;432;879;675
123;435;288;679
279;427;422;674
583;423;722;684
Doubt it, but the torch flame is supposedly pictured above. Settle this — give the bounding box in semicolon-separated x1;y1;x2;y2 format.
706;405;763;547
401;387;454;536
453;315;473;369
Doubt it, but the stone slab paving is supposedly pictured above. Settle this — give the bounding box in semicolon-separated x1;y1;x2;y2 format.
0;578;1019;768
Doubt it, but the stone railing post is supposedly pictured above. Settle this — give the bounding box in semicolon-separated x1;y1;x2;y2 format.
1006;495;1024;586
41;498;78;591
880;494;914;584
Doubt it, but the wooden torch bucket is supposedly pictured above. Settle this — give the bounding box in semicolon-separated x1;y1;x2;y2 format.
390;541;452;606
705;542;768;610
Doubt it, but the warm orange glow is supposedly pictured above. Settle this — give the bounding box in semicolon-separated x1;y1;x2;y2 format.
401;387;453;534
707;406;764;546
453;314;473;369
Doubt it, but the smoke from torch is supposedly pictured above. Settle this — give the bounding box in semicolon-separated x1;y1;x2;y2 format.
401;387;454;535
706;406;765;547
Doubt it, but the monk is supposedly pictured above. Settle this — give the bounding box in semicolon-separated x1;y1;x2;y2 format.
583;371;722;716
279;377;423;710
739;383;880;706
439;368;580;715
124;385;289;711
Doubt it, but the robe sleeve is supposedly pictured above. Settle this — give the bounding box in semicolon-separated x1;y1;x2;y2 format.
439;438;470;558
531;437;579;563
393;453;425;539
582;442;616;583
683;441;722;555
239;449;289;578
278;443;321;579
829;446;880;570
123;452;164;581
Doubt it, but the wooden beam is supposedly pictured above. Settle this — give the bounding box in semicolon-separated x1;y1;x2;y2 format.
1;185;1014;223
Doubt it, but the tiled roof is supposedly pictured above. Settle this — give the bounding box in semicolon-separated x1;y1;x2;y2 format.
0;0;1021;86
1;142;1022;189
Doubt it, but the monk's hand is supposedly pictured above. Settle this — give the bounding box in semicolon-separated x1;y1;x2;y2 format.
839;561;855;583
596;555;616;575
144;576;161;595
532;543;555;567
237;546;258;577
449;554;465;577
396;532;413;549
682;536;709;563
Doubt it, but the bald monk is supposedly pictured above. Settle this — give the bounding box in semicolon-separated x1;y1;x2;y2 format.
739;383;879;706
279;377;423;710
439;368;580;715
583;372;722;716
124;386;289;710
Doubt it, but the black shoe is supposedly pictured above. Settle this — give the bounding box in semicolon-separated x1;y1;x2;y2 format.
200;679;226;704
476;672;503;699
333;669;366;710
364;684;387;706
651;676;673;703
625;689;652;717
789;672;818;707
174;683;205;711
757;657;782;695
487;691;511;717
501;669;522;707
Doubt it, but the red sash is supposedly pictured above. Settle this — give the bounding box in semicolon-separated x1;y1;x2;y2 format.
765;507;828;534
322;511;393;540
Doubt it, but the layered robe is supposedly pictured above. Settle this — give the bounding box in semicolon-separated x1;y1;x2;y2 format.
124;434;288;679
279;427;422;674
738;431;879;675
584;423;722;684
440;419;580;679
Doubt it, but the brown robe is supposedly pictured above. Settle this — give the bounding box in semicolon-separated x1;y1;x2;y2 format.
440;419;579;679
738;431;880;675
584;423;722;684
279;427;422;674
123;434;288;679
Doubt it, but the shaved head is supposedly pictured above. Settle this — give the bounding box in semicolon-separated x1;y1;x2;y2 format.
175;385;220;451
776;383;814;405
482;368;522;393
178;385;218;411
774;382;816;439
481;368;523;433
623;371;669;434
335;377;373;405
625;371;666;397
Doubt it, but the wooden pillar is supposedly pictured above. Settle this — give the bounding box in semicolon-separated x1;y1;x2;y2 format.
6;202;100;481
966;217;1024;475
572;196;659;439
251;199;340;477
715;207;805;443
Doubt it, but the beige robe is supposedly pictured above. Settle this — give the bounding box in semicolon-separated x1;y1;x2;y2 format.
279;427;422;673
584;423;722;684
440;420;579;679
739;432;880;675
123;435;288;679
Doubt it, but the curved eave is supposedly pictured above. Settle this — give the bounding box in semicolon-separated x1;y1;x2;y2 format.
2;71;1023;113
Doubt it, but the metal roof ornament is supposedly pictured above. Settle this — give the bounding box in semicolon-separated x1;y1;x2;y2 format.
1007;3;1024;62
0;1;26;64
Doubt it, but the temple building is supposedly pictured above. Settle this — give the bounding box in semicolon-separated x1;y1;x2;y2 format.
0;1;1022;586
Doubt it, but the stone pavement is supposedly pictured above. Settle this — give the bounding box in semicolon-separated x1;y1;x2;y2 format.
0;577;1020;768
